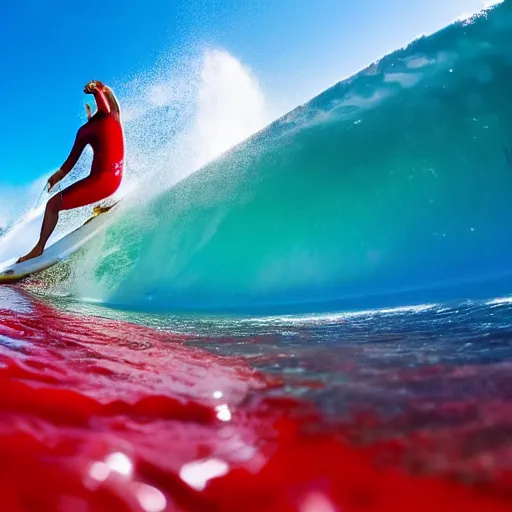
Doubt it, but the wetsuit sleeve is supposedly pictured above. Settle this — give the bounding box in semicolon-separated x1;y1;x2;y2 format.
60;126;89;176
93;87;111;115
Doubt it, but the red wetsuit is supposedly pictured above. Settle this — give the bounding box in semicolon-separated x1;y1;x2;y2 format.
58;86;124;211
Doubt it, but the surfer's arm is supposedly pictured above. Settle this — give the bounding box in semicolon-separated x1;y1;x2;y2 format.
84;81;119;118
92;87;111;115
59;126;89;177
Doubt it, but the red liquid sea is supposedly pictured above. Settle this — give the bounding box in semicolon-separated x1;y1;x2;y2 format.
0;288;511;511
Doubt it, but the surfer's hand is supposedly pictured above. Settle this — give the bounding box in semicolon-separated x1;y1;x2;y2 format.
84;80;103;94
48;169;64;191
85;104;92;120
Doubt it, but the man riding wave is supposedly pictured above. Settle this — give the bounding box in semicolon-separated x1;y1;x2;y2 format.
18;80;124;263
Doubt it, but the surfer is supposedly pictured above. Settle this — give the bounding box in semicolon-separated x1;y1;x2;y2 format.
17;80;124;263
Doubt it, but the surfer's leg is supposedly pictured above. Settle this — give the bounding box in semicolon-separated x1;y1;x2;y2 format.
16;174;120;263
60;174;119;211
16;194;62;263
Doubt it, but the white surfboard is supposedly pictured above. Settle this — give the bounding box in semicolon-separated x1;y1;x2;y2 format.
0;204;119;284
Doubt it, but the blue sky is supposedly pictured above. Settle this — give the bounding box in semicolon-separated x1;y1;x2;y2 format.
1;0;497;188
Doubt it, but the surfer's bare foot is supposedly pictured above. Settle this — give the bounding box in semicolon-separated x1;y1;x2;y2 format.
93;204;115;216
16;244;44;264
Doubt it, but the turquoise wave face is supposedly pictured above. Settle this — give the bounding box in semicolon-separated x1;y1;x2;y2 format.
57;3;512;312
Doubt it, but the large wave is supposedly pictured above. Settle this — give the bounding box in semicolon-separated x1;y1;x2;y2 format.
25;2;512;312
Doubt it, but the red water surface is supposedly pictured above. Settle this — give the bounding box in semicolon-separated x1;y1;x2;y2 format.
0;287;510;511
